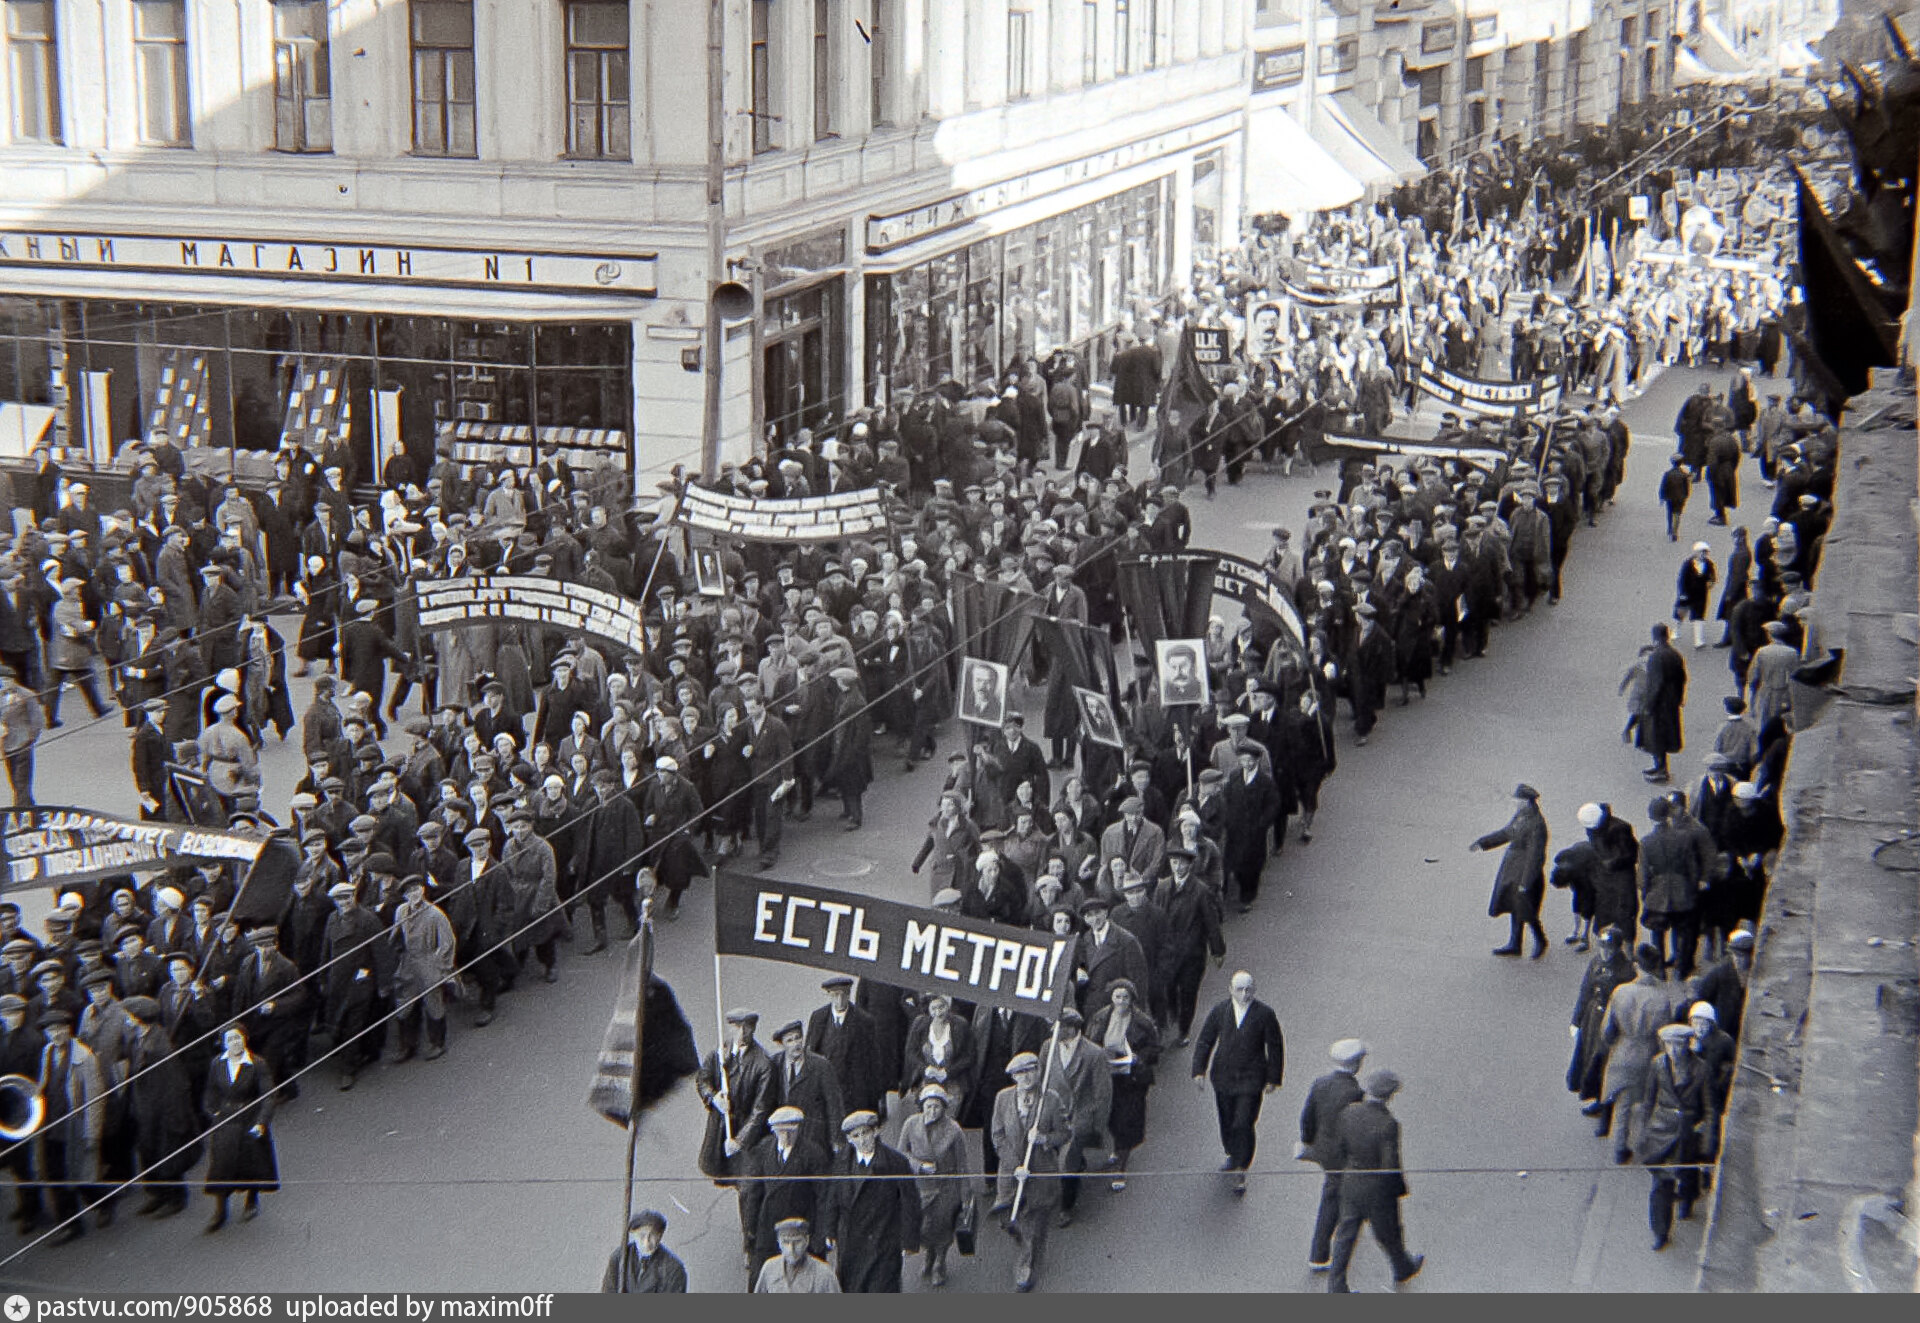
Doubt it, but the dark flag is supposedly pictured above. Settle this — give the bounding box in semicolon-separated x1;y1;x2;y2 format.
1793;167;1900;399
228;833;302;928
1151;330;1219;487
1115;553;1219;645
1034;615;1123;747
587;932;699;1128
947;572;1042;668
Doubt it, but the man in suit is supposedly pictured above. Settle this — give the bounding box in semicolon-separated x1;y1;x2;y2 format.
988;1051;1072;1292
1297;1038;1369;1270
997;712;1050;805
1159;642;1207;705
742;695;794;870
1154;850;1225;1043
768;1020;847;1159
959;661;1003;725
1223;747;1281;914
1045;1006;1112;1225
738;1106;831;1292
1190;970;1286;1194
1074;895;1150;1014
1100;796;1166;885
821;1110;921;1293
129;699;173;820
1326;1069;1425;1292
969;1004;1048;1175
804;976;886;1118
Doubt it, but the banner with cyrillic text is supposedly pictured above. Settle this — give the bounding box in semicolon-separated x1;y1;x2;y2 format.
1;807;265;892
416;575;648;656
669;485;892;543
1275;274;1402;308
1417;365;1562;419
1324;430;1511;472
713;872;1073;1017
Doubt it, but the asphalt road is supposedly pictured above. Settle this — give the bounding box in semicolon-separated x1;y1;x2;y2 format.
2;363;1768;1294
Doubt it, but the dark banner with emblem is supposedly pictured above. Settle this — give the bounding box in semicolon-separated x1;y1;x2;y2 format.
947;572;1042;669
670;485;892;543
1;808;266;894
1116;553;1219;647
1209;551;1306;647
1417;365;1562;419
713;872;1073;1017
417;575;648;657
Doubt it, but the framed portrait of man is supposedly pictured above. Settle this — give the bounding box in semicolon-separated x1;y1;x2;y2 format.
1072;687;1125;749
692;546;726;597
1155;638;1209;707
957;656;1010;727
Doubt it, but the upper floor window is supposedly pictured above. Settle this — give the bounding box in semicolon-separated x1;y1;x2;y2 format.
750;0;774;152
5;0;60;144
1082;1;1097;83
272;1;332;153
1115;0;1130;77
1143;0;1160;69
813;0;835;138
869;0;891;126
1254;0;1296;28
565;0;630;159
411;0;476;157
133;0;191;146
1007;8;1031;101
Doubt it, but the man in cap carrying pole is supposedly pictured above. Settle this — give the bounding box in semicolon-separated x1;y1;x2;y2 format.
990;1047;1072;1291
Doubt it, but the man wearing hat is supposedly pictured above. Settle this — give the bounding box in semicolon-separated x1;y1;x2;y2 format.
0;992;43;1227
752;1216;839;1293
739;1104;832;1289
573;768;645;953
1689;926;1753;1041
0;662;45;806
696;1009;776;1183
1637;795;1705;979
601;1208;689;1293
768;1019;845;1158
128;698;173;820
1325;1068;1424;1290
1046;1005;1111;1225
822;663;872;830
1297;1039;1369;1269
988;1049;1072;1291
1637;1022;1707;1250
1100;793;1166;886
230;925;311;1099
821;1109;921;1292
389;874;456;1063
121;994;201;1219
320;880;388;1091
805;976;886;1118
1471;783;1550;959
1075;892;1150;1015
35;1009;105;1243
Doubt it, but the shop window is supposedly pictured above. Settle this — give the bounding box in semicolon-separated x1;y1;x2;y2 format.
133;0;191;147
411;0;477;158
1007;8;1031;101
1082;2;1097;83
5;1;61;145
751;0;775;152
1115;0;1130;76
272;1;332;153
565;1;630;159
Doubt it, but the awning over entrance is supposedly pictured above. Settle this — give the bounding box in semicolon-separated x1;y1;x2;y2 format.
1327;95;1428;186
1245;106;1363;219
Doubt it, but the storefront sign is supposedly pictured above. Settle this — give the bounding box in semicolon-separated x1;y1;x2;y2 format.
1252;45;1307;91
715;872;1072;1017
1;808;265;892
1186;326;1230;365
0;230;658;297
417;576;649;657
670;485;892;543
866;124;1221;252
1418;365;1562;418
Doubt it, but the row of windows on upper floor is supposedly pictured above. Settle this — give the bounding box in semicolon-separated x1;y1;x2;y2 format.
5;0;1206;161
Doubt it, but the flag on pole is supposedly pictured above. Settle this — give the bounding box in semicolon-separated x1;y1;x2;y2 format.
587;933;699;1128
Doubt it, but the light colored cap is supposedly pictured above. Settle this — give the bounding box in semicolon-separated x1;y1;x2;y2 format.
1330;1038;1368;1066
1688;1002;1717;1023
768;1106;805;1126
1577;803;1604;829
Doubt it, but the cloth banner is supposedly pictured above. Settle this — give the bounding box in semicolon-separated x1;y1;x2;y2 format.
1274;274;1402;308
713;872;1073;1018
417;575;648;657
1151;328;1220;487
1323;430;1511;472
1033;615;1124;742
1293;261;1398;291
670;485;892;543
1417;365;1562;419
947;572;1042;669
1793;167;1898;399
1116;553;1220;646
1;808;265;894
586;932;700;1129
1208;551;1306;648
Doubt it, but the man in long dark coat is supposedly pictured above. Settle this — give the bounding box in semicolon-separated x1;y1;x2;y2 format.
1297;1038;1368;1270
639;757;707;918
805;976;886;1118
822;1110;921;1292
1472;782;1549;959
1325;1069;1425;1292
319;882;388;1090
1638;623;1687;782
338;599;408;736
120;997;202;1217
738;1107;832;1291
1222;748;1280;914
821;667;872;829
572;769;645;952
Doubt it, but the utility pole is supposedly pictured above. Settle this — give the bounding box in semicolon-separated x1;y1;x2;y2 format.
702;0;727;481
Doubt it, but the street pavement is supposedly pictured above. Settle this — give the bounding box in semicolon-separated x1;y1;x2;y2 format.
2;363;1769;1293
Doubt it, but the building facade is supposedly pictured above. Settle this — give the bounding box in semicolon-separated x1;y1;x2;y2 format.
0;0;1250;487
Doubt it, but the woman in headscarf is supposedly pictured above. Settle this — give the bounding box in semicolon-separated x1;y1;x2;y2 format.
897;1083;981;1288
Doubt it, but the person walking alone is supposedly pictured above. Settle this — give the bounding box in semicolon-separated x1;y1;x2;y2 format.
1472;784;1550;959
1189;970;1285;1195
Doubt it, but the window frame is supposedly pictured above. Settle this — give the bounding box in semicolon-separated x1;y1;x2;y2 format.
750;0;774;153
813;0;835;139
563;0;631;160
1114;0;1129;77
1082;1;1097;83
409;0;478;158
1007;7;1031;102
132;0;192;147
271;0;332;154
869;0;890;127
5;0;62;145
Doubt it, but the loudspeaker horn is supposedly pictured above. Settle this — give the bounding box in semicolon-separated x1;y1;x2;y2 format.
711;281;754;321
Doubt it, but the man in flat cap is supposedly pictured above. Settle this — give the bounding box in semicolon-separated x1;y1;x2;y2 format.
320;878;389;1091
822;664;872;830
753;1217;839;1293
739;1105;832;1290
120;993;200;1219
230;924;311;1098
1326;1068;1424;1291
34;1009;104;1243
1471;783;1550;958
1100;793;1166;885
603;1208;689;1293
805;976;886;1118
1298;1038;1369;1270
697;1008;776;1184
822;1109;921;1292
769;1019;845;1158
1638;1022;1708;1251
989;1050;1072;1291
572;768;645;953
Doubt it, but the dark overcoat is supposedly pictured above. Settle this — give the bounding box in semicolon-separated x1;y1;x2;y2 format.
1476;800;1548;919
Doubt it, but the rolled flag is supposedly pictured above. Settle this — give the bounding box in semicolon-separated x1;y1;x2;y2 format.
587;932;700;1128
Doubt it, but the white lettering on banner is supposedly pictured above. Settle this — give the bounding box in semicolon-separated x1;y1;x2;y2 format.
848;909;880;961
989;940;1022;991
1016;946;1048;999
903;920;938;975
0;230;657;296
934;928;963;981
780;896;816;948
817;900;851;954
866;124;1226;251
